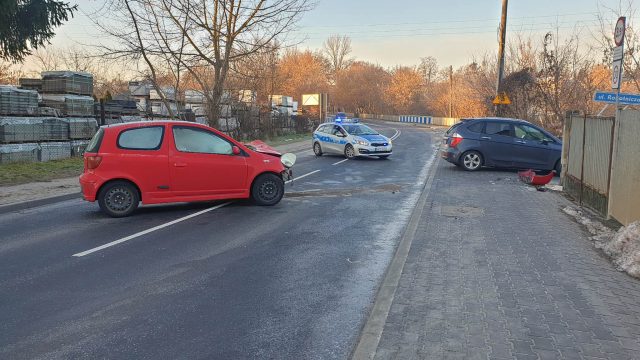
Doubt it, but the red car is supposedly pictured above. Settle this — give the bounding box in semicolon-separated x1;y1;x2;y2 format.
79;121;296;217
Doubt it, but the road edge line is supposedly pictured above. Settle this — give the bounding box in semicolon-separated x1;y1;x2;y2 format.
0;192;80;215
350;144;440;360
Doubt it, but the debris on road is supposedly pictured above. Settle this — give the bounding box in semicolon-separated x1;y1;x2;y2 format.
518;168;556;190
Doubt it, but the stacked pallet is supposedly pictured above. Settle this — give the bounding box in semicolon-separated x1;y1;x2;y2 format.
18;78;43;92
0;71;98;164
41;94;94;117
0;143;39;163
0;117;46;143
0;117;73;143
63;118;98;139
0;86;39;116
41;71;93;96
39;142;72;162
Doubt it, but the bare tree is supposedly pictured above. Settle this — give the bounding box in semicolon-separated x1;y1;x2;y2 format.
0;61;26;84
323;34;354;81
418;56;438;83
98;0;314;127
593;1;640;92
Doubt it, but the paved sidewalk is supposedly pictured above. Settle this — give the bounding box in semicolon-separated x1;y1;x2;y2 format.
373;160;640;359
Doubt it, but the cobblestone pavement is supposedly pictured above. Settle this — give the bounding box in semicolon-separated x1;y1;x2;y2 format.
374;159;640;360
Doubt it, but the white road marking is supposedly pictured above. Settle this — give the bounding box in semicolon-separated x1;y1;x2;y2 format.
285;169;320;184
390;129;401;140
72;202;232;257
332;159;349;166
294;149;313;155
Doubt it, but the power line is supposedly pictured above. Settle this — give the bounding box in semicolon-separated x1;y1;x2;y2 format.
297;11;602;30
293;20;602;37
296;23;604;41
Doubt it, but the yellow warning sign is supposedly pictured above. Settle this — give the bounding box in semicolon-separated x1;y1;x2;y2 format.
492;92;511;105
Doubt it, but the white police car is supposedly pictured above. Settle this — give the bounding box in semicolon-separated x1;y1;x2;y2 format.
312;118;392;159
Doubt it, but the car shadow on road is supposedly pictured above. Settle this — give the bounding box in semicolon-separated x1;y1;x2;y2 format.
444;164;558;176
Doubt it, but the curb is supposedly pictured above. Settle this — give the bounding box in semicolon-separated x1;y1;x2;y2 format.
0;192;80;214
350;139;441;360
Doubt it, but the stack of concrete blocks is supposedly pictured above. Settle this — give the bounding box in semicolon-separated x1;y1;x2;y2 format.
41;71;93;95
0;118;45;143
39;142;72;162
269;95;294;116
0;143;39;163
0;86;39;116
18;78;43;92
40;71;94;118
40;94;94;117
63;118;98;140
0;71;98;164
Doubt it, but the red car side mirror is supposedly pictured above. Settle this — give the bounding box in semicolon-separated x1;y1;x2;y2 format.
232;146;241;155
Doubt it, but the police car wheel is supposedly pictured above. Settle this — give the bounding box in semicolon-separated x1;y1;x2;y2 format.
344;144;356;159
313;142;323;156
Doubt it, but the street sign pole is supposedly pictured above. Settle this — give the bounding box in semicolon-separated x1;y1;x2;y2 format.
613;16;626;111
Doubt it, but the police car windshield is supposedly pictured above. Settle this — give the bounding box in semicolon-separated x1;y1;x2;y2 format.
342;124;377;135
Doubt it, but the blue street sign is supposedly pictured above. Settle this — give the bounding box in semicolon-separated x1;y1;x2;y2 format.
594;91;640;105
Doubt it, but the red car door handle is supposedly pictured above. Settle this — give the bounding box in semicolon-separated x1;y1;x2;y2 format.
174;162;187;167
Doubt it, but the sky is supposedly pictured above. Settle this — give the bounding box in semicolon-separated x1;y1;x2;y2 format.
43;0;628;70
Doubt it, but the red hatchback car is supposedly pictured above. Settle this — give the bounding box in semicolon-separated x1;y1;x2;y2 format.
79;121;296;217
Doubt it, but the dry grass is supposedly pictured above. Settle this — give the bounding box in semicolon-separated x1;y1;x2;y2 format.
0;158;84;186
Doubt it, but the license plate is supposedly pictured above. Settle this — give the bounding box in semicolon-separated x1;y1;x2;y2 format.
375;147;383;152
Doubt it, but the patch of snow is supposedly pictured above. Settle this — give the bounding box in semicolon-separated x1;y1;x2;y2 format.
546;184;563;192
602;222;640;278
563;206;640;278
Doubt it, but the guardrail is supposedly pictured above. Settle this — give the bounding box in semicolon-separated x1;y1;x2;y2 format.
358;113;460;126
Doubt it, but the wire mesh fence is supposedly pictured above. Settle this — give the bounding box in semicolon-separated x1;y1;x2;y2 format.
0;117;97;143
0;143;39;163
0;117;96;164
0;86;39;116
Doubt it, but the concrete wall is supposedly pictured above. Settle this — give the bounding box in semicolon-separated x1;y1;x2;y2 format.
608;110;640;226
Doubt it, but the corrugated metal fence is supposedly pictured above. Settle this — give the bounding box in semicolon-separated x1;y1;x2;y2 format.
608;110;640;225
562;115;614;215
562;111;640;225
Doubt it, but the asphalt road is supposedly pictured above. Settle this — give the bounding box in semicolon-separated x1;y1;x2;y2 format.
0;121;437;360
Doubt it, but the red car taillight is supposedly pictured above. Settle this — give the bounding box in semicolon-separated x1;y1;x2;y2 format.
85;156;102;170
449;133;463;148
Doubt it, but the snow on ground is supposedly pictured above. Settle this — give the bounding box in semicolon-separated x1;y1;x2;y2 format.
563;206;640;278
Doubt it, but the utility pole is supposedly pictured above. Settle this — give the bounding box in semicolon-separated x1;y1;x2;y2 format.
449;65;453;118
495;0;508;116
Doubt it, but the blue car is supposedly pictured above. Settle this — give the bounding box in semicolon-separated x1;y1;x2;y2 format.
441;118;562;172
